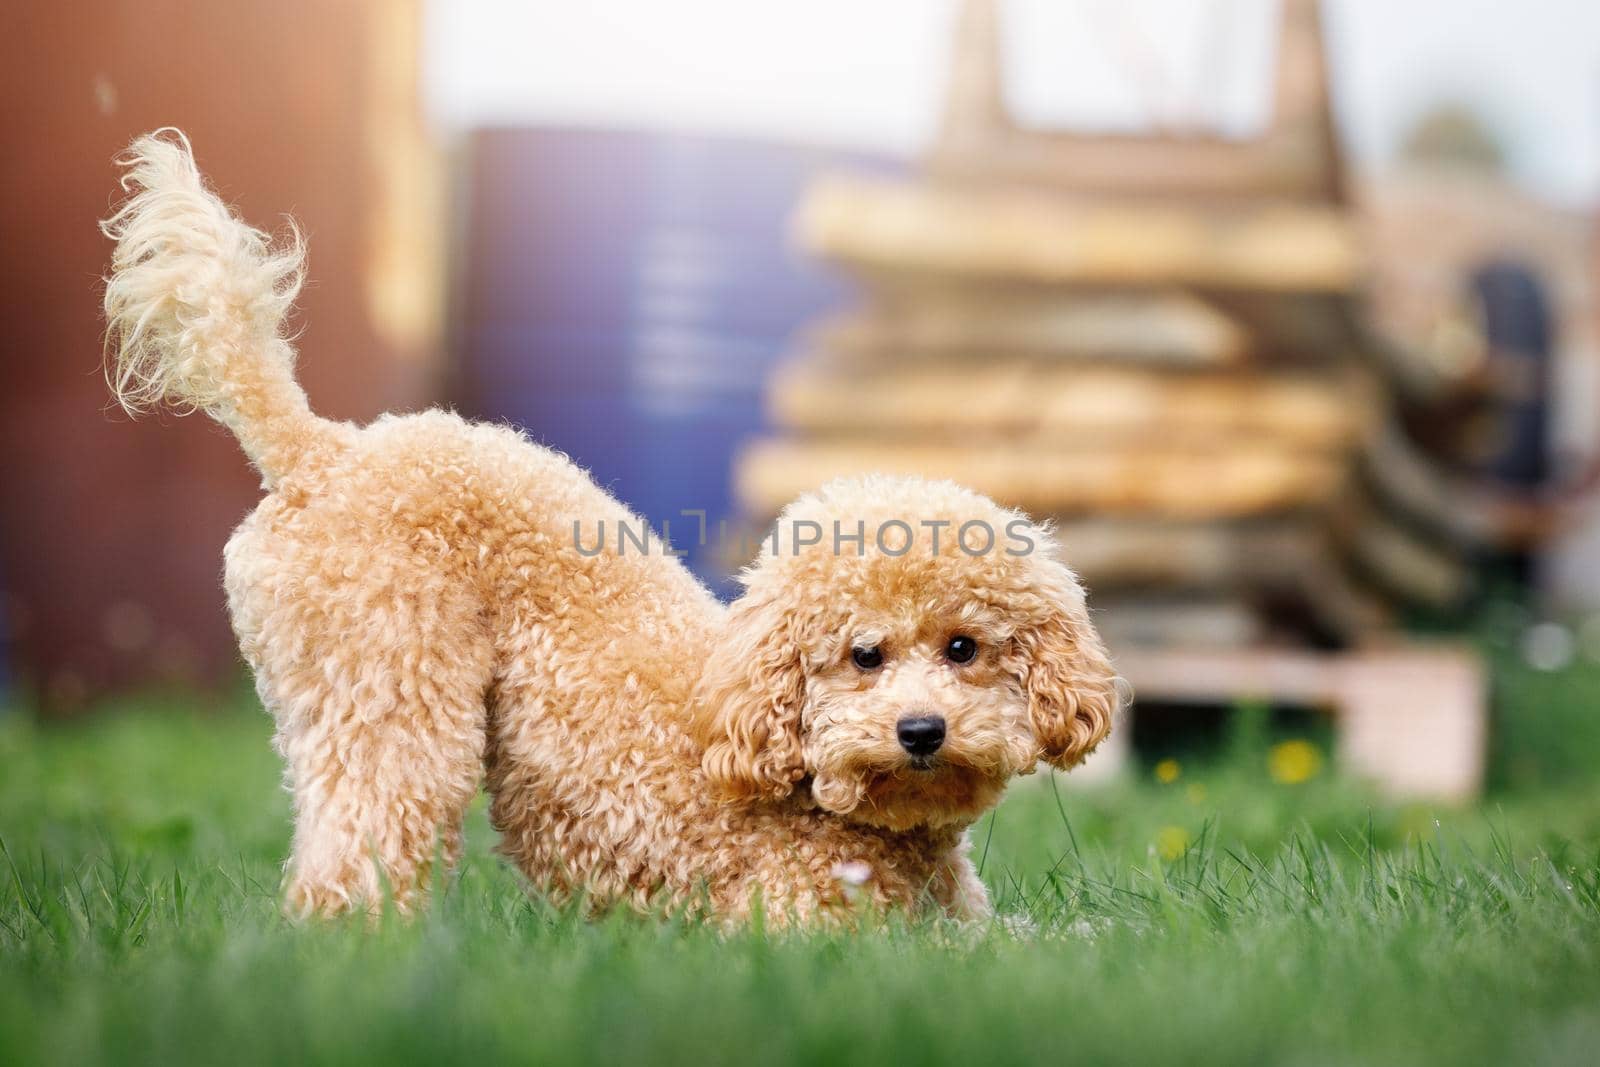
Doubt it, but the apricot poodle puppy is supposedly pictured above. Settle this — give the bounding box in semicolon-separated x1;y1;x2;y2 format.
101;131;1120;924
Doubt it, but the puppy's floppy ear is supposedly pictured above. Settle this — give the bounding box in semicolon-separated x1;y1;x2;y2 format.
1013;558;1122;770
692;588;808;801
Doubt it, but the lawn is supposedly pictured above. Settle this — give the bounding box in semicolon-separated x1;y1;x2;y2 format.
3;639;1600;1066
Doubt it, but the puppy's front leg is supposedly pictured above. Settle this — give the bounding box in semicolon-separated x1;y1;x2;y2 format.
929;848;993;923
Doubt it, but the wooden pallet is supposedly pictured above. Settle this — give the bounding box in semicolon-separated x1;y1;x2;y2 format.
1070;644;1487;801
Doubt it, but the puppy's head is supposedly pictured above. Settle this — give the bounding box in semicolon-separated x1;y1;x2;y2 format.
693;476;1120;831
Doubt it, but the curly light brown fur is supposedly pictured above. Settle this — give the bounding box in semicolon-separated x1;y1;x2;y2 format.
101;131;1121;925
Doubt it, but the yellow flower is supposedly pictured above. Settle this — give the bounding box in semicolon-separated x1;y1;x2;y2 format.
1185;783;1207;805
1154;758;1181;784
1268;739;1323;785
1156;825;1191;861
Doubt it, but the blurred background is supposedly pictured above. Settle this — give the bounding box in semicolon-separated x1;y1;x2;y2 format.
4;0;1600;799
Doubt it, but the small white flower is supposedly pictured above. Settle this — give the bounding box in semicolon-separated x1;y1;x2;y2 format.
832;860;872;886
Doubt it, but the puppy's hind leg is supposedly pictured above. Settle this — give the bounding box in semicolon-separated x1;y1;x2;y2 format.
236;547;494;919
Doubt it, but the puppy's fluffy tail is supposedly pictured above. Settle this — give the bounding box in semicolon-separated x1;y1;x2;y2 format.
102;129;333;485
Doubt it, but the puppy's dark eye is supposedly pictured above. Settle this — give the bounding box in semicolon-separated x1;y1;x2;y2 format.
946;635;978;664
851;646;883;670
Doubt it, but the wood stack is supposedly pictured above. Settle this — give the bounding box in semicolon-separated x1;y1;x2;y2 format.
736;0;1499;649
732;0;1500;795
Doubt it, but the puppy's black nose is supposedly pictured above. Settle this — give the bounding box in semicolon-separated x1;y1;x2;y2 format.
896;715;946;757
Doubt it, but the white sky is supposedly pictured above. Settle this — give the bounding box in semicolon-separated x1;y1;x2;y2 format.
426;0;1600;207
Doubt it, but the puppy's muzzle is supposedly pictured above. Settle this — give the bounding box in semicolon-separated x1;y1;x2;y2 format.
896;715;946;759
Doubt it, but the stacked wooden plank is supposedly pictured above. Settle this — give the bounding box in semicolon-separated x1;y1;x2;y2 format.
733;0;1484;649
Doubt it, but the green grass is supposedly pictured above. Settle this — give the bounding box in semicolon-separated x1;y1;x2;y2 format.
4;660;1600;1067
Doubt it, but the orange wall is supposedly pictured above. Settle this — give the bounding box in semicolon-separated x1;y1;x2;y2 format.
0;1;436;710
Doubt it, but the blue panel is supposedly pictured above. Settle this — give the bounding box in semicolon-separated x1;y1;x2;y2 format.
456;128;898;595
